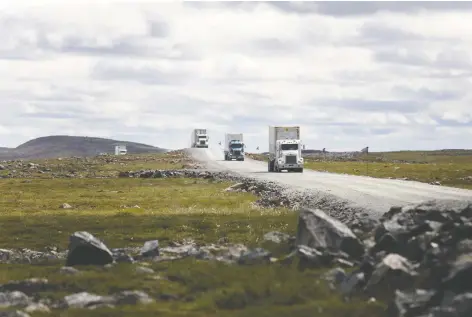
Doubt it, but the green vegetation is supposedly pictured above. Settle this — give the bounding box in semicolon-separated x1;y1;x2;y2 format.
247;150;472;189
305;160;472;189
2;260;384;317
0;155;385;316
0;177;292;249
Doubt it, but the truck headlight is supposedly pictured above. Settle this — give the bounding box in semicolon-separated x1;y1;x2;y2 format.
298;158;304;163
278;159;283;164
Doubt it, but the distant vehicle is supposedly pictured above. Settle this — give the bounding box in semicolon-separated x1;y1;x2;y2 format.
224;133;245;161
191;129;209;148
115;145;127;155
268;126;303;173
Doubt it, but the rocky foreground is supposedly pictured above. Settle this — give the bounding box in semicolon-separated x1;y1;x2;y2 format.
0;198;471;316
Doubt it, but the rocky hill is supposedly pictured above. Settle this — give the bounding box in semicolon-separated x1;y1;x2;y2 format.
0;135;167;160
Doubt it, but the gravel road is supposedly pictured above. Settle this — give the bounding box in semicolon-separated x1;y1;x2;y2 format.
188;147;472;218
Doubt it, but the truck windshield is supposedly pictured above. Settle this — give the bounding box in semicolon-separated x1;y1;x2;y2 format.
281;144;298;151
198;136;206;139
230;144;242;149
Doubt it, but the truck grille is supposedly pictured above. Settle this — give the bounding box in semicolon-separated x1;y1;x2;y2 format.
233;151;241;156
285;155;297;164
200;141;205;145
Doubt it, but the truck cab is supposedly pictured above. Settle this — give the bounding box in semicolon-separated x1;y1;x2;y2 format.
192;129;209;148
274;140;303;171
196;133;209;148
226;140;245;161
223;133;245;161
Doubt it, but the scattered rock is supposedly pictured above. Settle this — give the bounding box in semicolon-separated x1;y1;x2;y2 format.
339;270;365;296
63;290;154;309
60;266;80;275
140;240;159;258
296;207;365;259
0;248;65;264
24;302;50;313
113;290;154;305
135;266;155;274
387;289;435;317
263;231;291;244
66;231;113;266
63;292;114;309
237;248;271;265
224;182;245;192
60;203;72;209
0;278;51;296
0;291;30;307
365;253;418;298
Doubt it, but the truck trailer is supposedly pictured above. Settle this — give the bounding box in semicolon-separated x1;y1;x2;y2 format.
224;133;245;161
268;126;303;172
191;129;209;148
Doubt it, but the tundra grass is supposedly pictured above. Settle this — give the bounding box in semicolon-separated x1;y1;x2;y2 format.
247;152;472;189
0;177;385;316
304;160;472;189
0;178;291;249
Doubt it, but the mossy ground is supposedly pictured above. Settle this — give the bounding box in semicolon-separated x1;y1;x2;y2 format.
248;150;472;189
0;152;385;316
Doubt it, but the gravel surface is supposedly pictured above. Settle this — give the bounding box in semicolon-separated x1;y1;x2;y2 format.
187;147;472;219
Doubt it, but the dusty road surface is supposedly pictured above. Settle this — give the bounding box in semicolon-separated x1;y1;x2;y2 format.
188;147;472;217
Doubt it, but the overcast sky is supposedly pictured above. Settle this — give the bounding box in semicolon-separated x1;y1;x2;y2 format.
1;1;472;152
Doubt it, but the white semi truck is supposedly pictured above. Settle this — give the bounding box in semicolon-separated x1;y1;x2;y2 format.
268;126;303;173
224;133;245;161
191;129;209;148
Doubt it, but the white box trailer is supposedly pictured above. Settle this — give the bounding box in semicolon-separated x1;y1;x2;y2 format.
268;126;303;172
224;133;245;161
191;129;209;148
115;145;127;155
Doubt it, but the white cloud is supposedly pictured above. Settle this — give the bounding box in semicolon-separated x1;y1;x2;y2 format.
0;1;471;151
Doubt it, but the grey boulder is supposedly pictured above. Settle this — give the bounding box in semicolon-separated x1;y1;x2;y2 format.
296;207;365;259
66;231;113;266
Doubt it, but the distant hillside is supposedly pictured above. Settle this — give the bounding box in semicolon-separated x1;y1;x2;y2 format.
0;135;167;160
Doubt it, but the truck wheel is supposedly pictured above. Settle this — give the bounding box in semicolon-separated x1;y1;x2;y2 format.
267;160;271;172
268;160;274;172
298;168;304;173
